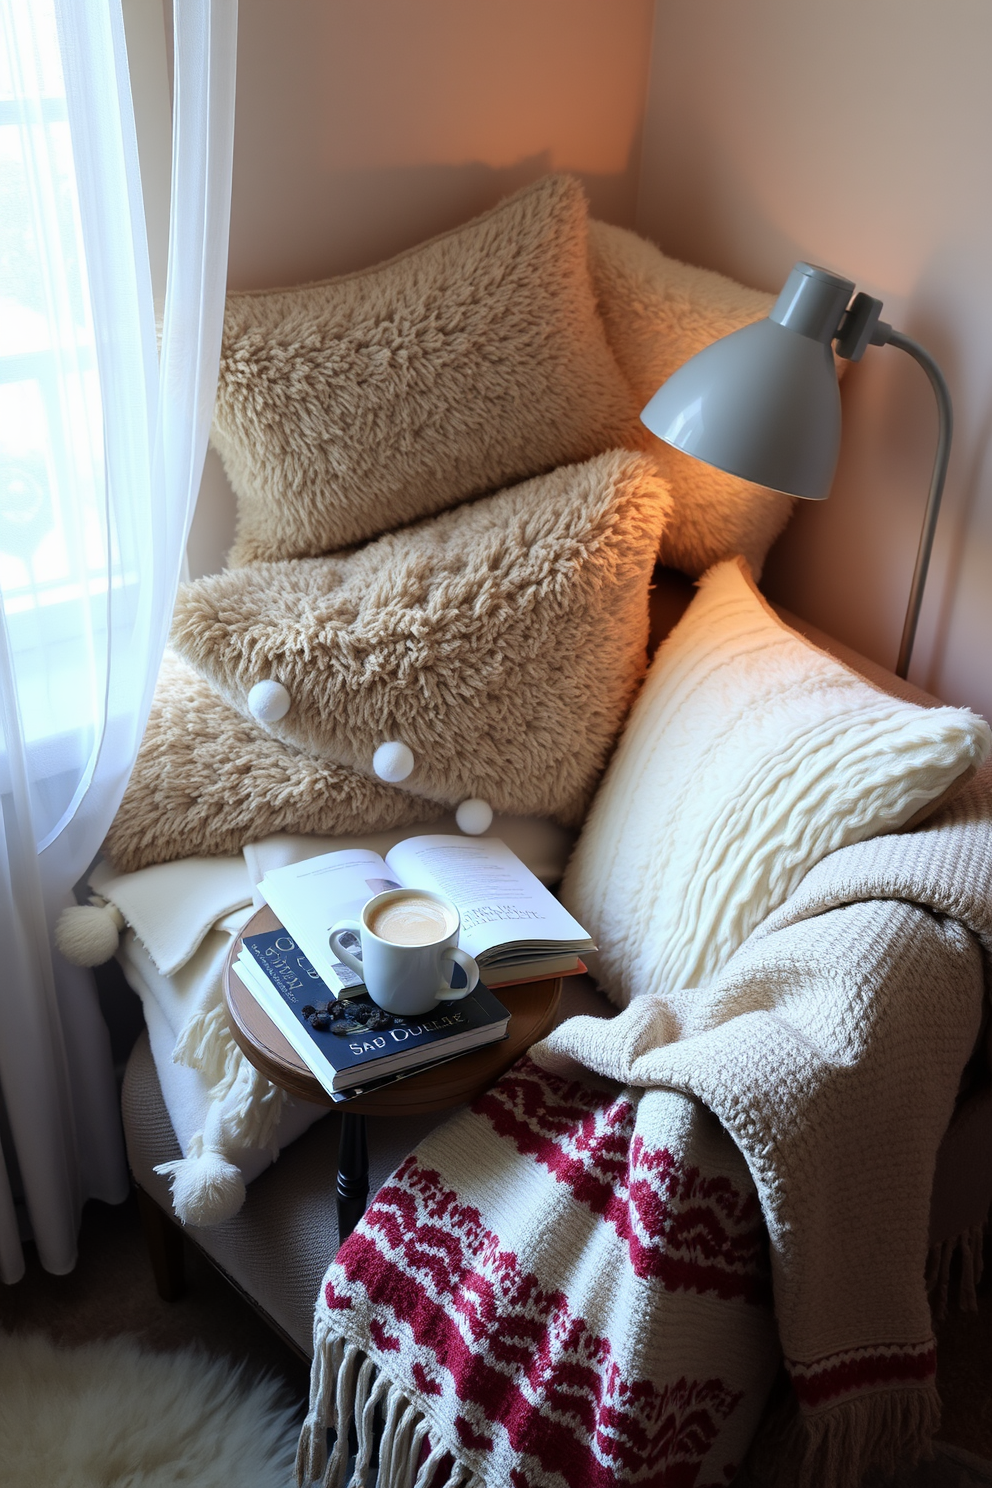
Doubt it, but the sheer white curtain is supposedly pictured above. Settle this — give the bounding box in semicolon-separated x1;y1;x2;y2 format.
0;0;237;1282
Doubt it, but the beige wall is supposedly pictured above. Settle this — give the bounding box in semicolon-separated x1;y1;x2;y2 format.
183;2;992;717
637;0;992;717
228;0;654;290
187;0;656;575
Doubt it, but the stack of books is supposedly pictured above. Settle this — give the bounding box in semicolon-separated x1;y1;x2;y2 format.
235;926;513;1100
235;834;595;1102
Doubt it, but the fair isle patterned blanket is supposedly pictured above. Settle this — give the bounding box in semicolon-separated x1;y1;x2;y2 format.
298;778;992;1488
301;1065;778;1488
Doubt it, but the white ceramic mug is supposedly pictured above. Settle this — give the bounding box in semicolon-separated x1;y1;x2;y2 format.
328;888;480;1017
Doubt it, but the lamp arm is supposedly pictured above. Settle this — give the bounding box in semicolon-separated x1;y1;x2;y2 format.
873;328;954;680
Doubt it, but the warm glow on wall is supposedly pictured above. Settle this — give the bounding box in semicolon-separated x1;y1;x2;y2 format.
638;1;989;302
638;0;992;718
310;0;651;177
229;0;654;289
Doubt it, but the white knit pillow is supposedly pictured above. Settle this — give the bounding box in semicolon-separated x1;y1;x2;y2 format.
561;557;992;1008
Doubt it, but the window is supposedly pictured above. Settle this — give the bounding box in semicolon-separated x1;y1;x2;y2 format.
1;0;141;848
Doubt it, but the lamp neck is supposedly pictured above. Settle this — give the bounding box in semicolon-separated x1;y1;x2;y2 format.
770;262;855;344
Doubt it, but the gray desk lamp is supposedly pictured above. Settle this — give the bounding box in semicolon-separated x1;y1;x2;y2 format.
640;262;952;679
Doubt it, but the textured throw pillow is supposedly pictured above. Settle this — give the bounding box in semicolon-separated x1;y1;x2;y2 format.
105;653;446;873
169;450;670;831
215;174;641;565
588;220;793;579
560;556;992;1009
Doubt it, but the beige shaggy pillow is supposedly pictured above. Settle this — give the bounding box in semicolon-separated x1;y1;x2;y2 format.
588;220;791;578
105;653;445;873
170;450;670;830
561;556;991;1009
215;175;640;565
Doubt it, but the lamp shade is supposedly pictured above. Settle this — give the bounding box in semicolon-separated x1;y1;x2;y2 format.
640;263;855;500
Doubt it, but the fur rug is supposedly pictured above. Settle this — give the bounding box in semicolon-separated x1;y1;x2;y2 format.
0;1328;299;1487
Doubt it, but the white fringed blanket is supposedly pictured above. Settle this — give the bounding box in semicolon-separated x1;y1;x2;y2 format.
300;767;992;1488
86;820;574;1226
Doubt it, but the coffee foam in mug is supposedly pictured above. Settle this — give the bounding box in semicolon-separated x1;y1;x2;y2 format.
368;894;453;946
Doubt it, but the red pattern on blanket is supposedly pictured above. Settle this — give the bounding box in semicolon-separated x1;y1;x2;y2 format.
331;1159;746;1487
787;1338;937;1408
475;1063;770;1303
304;1058;780;1488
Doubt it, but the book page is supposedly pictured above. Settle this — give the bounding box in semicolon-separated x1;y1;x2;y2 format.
259;848;399;990
384;835;593;959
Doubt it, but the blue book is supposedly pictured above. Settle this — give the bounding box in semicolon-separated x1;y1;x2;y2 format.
237;927;510;1098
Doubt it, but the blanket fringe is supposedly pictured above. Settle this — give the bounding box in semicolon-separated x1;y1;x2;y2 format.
179;995;288;1154
172;964;288;1146
173;994;229;1082
742;1376;941;1488
210;1047;287;1152
155;1048;288;1224
796;1386;941;1488
927;1219;987;1318
297;1331;482;1488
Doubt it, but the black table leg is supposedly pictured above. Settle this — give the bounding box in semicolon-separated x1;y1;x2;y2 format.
336;1111;369;1245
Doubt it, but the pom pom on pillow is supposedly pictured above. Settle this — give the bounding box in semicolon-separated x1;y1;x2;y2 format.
561;556;992;1009
214;174;641;566
372;741;416;783
456;799;493;835
166;449;670;836
589;220;796;579
247;679;291;724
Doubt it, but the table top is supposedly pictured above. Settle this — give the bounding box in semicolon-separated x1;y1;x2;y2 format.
223;906;562;1116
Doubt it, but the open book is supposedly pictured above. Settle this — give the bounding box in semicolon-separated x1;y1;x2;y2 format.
258;835;595;995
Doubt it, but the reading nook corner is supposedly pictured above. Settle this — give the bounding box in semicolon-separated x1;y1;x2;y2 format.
16;25;991;1478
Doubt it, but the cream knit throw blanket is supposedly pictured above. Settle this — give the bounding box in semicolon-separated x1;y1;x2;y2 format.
299;770;992;1488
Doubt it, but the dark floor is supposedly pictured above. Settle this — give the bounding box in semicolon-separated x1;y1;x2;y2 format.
935;1278;992;1460
0;1190;989;1475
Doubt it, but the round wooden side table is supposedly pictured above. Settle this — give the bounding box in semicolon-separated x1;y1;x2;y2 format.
223;906;562;1242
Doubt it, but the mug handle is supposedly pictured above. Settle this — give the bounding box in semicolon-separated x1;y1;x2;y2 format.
436;947;479;1001
328;919;364;980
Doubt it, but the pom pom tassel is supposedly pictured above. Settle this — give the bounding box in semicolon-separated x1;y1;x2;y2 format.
153;1084;268;1226
55;897;126;967
154;1133;247;1226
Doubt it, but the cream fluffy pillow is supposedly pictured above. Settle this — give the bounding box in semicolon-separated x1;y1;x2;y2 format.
561;557;992;1008
215;175;640;565
588;221;791;579
169;450;669;831
104;653;445;873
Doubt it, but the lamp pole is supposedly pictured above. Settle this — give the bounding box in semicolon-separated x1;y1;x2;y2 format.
878;332;953;680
